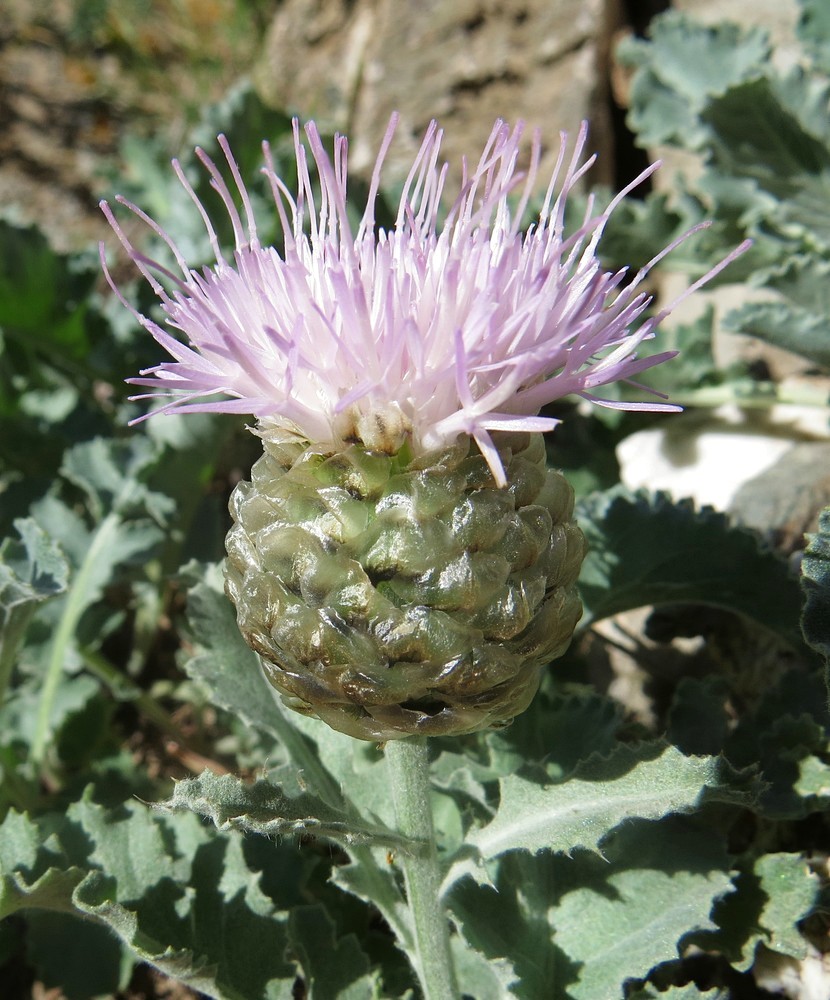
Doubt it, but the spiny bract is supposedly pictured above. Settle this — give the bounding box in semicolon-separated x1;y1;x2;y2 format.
225;430;584;740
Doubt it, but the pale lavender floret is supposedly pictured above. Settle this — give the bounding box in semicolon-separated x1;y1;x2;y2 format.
101;116;749;485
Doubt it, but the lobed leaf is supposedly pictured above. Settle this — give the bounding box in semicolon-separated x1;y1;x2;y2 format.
618;14;770;148
443;743;758;891
0;517;69;702
0;518;69;605
694;852;819;972
162;769;411;851
550;821;732;1000
488;686;625;782
702;76;830;192
450;819;733;1000
751;853;820;960
0;796;310;999
61;436;174;524
724;666;830;819
24;503;162;763
183;569;418;962
0;809;85;920
449;852;576;998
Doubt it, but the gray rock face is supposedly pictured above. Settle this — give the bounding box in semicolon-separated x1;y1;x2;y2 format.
254;0;615;186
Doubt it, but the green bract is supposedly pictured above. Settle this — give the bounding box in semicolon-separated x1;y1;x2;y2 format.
225;431;585;740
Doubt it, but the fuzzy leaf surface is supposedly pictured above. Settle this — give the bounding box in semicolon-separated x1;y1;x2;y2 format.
0;517;69;692
751;853;819;958
0;809;85;920
0;797;305;999
702;852;818;972
163;769;410;851
449;852;576;998
451;819;732;1000
444;743;756;890
450;934;519;1000
550;820;732;999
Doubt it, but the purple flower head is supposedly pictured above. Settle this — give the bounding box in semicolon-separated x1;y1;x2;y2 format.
101;116;747;485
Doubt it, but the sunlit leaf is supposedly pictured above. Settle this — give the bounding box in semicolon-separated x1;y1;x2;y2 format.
694;852;818;972
444;743;758;890
163;769;410;851
451;819;732;1000
619;14;770;148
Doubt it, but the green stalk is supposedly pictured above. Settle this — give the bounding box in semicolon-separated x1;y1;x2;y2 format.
385;736;459;1000
32;513;121;764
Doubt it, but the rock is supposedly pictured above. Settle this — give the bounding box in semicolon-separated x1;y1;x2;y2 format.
254;0;617;186
616;402;830;552
617;407;796;512
730;442;830;552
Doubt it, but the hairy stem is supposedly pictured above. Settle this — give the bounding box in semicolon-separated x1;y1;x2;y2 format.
385;736;459;999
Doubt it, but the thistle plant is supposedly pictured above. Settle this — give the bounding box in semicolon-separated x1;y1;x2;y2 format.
102;118;743;739
99;115;751;997
6;11;830;996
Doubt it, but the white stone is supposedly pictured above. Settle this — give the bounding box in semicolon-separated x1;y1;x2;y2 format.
616;407;805;511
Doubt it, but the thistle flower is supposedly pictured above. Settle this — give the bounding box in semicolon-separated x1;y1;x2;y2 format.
102;116;746;740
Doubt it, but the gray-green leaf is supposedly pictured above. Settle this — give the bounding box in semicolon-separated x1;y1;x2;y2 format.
162;769;411;851
444;743;757;890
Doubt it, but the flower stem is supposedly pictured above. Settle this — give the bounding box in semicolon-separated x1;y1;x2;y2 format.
385;736;459;1000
